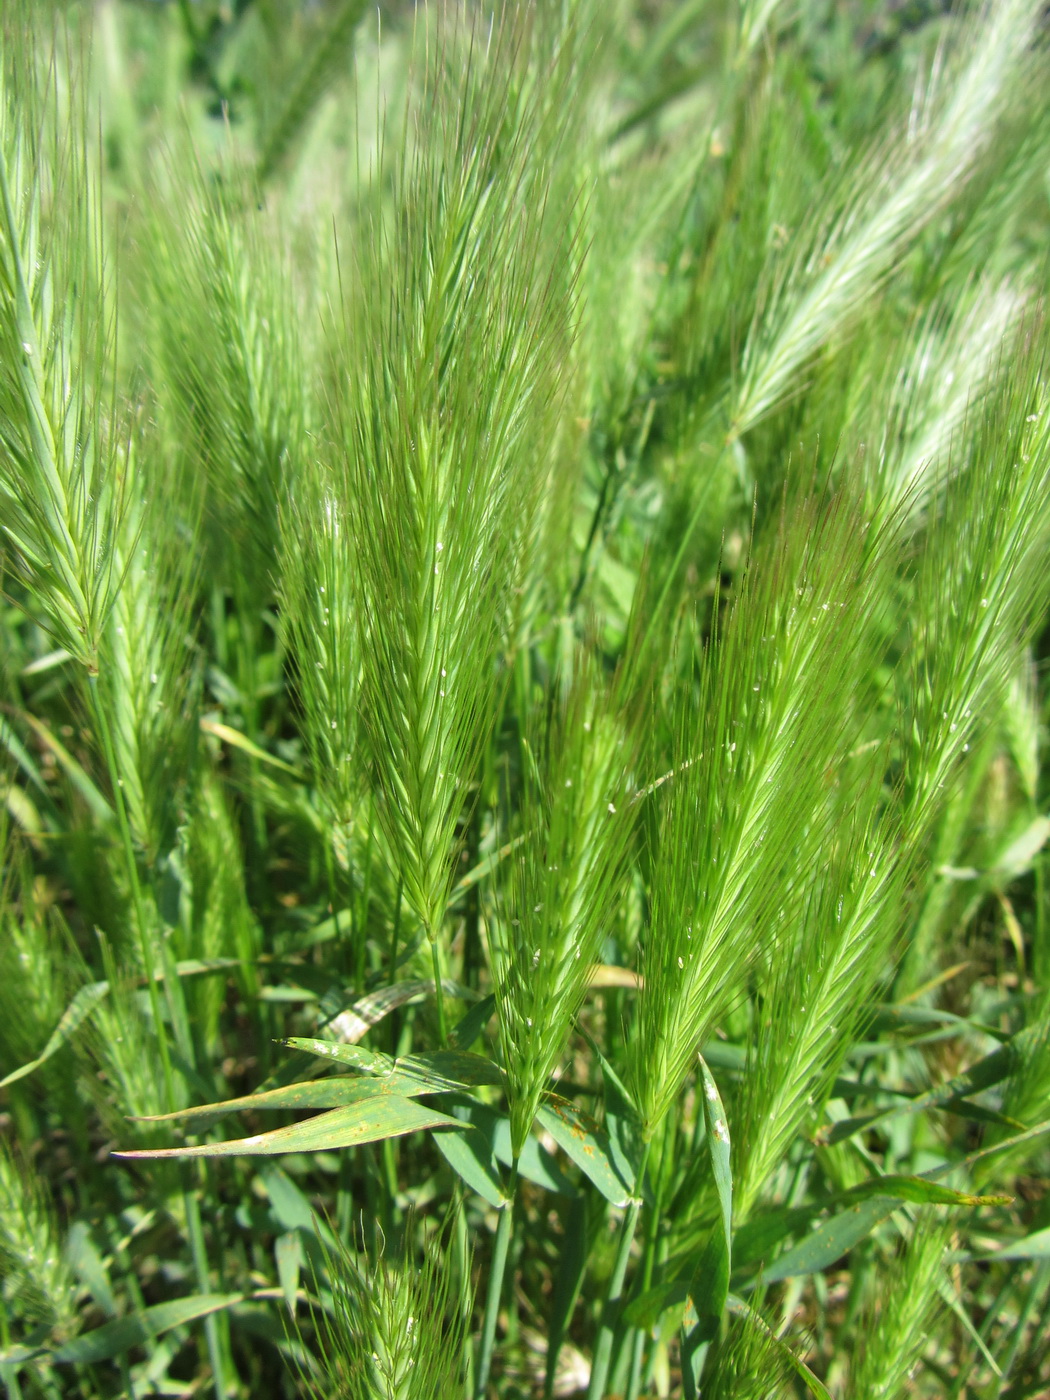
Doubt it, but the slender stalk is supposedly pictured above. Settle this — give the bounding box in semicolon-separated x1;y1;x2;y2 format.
475;1163;519;1400
626;1129;671;1400
430;935;448;1047
388;875;404;1063
89;678;229;1400
185;1182;232;1397
586;1142;651;1400
0;1304;24;1400
452;1187;476;1400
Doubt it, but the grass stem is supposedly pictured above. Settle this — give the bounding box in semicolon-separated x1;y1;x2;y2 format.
475;1163;519;1399
431;935;448;1047
586;1142;651;1400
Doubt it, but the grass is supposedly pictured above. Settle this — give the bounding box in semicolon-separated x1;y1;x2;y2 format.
1;0;1050;1396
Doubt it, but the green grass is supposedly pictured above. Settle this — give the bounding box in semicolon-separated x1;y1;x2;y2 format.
1;1;1050;1396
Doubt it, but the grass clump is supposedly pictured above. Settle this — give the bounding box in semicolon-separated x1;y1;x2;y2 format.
1;2;1050;1398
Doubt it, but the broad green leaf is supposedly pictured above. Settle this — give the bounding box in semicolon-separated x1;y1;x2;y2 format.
624;1279;692;1332
434;1122;505;1206
0;981;110;1088
972;1225;1050;1260
133;1076;435;1124
579;1024;642;1188
449;993;496;1050
757;1197;898;1284
413;1049;505;1088
836;1175;1009;1209
51;1293;245;1364
112;1098;466;1158
64;1223;117;1319
734;1177;1008;1275
448;1095;577;1196
537;1097;631;1206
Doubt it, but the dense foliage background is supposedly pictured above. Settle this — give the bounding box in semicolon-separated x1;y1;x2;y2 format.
1;1;1049;1396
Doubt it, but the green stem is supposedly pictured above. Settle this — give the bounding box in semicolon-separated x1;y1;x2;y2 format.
626;1127;672;1400
185;1182;232;1397
452;1188;475;1400
586;1142;651;1400
381;1137;399;1236
430;936;448;1046
90;677;229;1400
475;1164;519;1400
389;875;404;1054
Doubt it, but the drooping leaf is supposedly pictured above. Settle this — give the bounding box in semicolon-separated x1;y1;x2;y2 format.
51;1293;246;1364
17;712;114;823
580;1024;643;1189
756;1197;899;1284
821;1026;1039;1145
133;1075;442;1124
283;1037;502;1092
537;1097;631;1206
200;718;304;777
433;1122;506;1207
973;1226;1050;1260
836;1175;1010;1209
449;993;496;1051
734;1174;1009;1276
325;978;481;1043
112;1098;466;1159
449;1095;577;1197
0;981;110;1088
